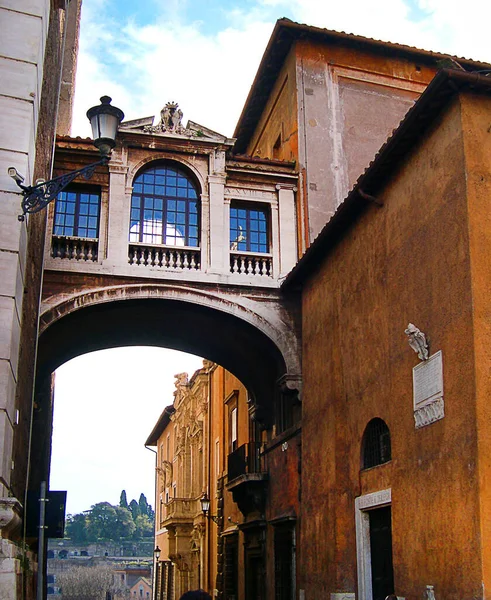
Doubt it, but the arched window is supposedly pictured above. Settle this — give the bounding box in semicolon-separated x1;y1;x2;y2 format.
129;163;199;247
361;418;391;469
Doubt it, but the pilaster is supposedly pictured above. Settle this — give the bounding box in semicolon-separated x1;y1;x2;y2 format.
276;184;298;278
105;160;129;266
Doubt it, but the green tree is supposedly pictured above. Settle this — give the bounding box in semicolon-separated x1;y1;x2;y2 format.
119;489;129;510
133;514;153;539
138;493;149;516
65;513;88;543
129;499;140;520
86;502;135;540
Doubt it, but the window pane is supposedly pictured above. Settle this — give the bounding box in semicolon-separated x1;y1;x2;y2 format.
229;204;269;253
129;164;200;246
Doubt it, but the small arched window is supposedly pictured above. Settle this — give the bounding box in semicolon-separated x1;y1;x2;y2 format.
361;418;391;469
129;163;199;247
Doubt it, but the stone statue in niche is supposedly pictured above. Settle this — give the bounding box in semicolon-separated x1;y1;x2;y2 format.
405;323;429;360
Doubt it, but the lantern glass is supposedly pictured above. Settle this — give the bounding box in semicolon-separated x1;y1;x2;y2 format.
200;496;210;514
86;96;124;156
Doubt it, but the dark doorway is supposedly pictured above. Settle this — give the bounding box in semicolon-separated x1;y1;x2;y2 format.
369;506;394;600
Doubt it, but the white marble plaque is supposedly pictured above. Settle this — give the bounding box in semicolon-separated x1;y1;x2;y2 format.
413;351;444;428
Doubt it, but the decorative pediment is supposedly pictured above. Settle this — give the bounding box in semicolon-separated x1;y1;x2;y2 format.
119;101;235;145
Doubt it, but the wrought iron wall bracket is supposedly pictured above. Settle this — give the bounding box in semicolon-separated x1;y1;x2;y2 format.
14;156;108;221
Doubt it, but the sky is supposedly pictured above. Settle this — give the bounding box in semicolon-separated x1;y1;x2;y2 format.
51;0;491;516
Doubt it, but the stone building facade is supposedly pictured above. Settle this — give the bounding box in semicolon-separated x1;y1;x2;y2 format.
0;1;80;599
147;361;294;600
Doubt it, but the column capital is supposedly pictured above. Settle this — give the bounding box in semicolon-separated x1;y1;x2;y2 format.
276;183;298;192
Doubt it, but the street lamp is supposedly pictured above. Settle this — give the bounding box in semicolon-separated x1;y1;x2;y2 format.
200;494;220;525
8;95;124;221
153;546;161;600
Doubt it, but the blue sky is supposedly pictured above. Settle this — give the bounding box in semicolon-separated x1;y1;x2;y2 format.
71;0;491;139
52;0;491;515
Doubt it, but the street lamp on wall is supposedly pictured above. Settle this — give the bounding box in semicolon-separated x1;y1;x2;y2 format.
153;546;161;600
8;96;124;221
200;494;220;525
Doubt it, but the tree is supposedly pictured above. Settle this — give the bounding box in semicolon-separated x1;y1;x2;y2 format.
138;493;149;517
119;490;129;510
57;564;116;600
65;513;88;543
86;502;135;540
129;499;141;520
133;514;153;539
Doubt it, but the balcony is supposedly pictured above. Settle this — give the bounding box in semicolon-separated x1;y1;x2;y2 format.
51;235;99;261
159;497;200;528
226;443;268;518
128;243;200;271
230;251;273;277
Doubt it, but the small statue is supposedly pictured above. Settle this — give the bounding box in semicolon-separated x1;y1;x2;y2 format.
405;323;429;361
425;585;436;600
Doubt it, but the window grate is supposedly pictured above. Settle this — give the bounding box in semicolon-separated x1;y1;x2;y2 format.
362;418;391;469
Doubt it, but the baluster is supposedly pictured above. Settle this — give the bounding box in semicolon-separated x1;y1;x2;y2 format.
150;248;155;267
176;251;183;269
247;258;253;274
183;252;189;270
190;253;196;270
87;242;93;262
239;256;245;274
254;258;260;275
129;247;134;265
231;256;238;273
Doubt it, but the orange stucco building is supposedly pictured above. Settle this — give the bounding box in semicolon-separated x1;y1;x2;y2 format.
283;69;491;599
234;19;489;251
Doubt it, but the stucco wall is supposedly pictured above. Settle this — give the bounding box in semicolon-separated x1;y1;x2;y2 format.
461;92;491;594
300;96;482;598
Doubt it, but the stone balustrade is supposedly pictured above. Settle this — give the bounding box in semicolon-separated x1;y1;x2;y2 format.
230;251;273;277
128;244;201;270
51;235;99;261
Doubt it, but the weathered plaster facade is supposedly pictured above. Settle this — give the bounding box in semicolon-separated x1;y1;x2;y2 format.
283;70;491;600
234;19;490;249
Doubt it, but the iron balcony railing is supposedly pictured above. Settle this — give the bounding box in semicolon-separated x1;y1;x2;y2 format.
227;442;265;482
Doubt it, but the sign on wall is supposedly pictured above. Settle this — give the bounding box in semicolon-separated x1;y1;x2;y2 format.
412;350;444;428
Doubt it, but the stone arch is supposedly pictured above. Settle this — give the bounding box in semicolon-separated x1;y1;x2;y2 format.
38;283;301;412
127;153;206;193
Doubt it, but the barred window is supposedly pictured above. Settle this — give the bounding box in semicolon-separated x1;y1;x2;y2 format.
54;186;100;238
362;418;391;469
129;163;199;247
230;204;269;253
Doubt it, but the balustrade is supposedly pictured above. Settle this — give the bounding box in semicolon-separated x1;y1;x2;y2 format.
51;235;98;261
129;244;201;270
160;497;199;526
230;251;273;277
227;442;265;482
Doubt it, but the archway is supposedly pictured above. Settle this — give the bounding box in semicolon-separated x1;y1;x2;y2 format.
30;285;301;490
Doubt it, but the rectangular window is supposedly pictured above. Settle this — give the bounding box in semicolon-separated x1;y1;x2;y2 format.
54;186;101;238
230;407;238;452
230;204;269;253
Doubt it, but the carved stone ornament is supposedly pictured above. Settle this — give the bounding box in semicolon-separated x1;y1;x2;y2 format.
405;323;429;361
143;102;194;136
425;585;436;600
0;498;22;537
